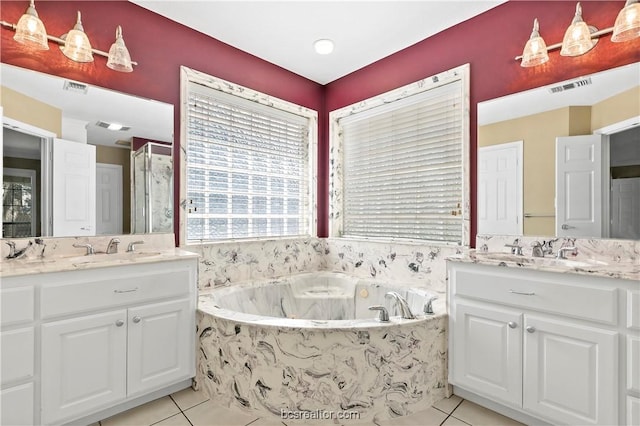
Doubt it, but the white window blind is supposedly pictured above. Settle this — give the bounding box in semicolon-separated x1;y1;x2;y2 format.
340;80;463;243
186;82;310;241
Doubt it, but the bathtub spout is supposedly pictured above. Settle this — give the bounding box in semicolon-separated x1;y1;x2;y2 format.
384;291;415;319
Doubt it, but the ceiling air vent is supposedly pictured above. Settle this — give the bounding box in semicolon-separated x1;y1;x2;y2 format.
62;80;88;94
548;77;592;94
95;121;131;131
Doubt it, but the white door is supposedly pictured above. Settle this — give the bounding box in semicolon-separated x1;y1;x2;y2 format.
523;315;618;426
41;310;127;424
452;302;523;406
556;135;603;237
127;299;193;397
477;142;522;235
611;177;640;239
52;138;96;236
96;163;123;235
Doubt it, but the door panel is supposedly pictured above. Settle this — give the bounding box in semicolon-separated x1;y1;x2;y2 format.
523;315;618;425
452;302;523;406
611;177;640;239
127;299;192;396
52;138;96;236
96;163;123;235
556;135;603;237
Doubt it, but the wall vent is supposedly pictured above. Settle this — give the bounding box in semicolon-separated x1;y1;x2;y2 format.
548;77;592;94
63;80;88;94
95;121;131;131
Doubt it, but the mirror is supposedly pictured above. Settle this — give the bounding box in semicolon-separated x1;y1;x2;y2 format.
1;63;174;237
477;62;640;240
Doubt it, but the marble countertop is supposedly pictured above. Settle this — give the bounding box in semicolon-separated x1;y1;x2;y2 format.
1;248;200;278
448;250;639;281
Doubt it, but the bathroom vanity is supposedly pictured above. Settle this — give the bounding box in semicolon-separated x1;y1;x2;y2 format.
0;248;198;426
447;253;639;426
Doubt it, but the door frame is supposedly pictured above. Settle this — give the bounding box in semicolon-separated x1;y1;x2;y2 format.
594;115;640;239
2;117;56;236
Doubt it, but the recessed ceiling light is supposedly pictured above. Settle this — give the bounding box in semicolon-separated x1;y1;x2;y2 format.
107;122;124;131
313;39;334;55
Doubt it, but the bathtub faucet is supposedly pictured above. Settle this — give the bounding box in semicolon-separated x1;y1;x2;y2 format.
384;291;415;319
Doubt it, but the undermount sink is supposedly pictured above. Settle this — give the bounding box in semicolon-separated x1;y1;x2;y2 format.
71;251;163;265
473;252;608;268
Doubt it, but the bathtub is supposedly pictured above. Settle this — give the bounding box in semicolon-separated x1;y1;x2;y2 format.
196;272;448;422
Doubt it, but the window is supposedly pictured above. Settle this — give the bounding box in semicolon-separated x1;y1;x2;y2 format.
330;65;469;245
182;68;316;243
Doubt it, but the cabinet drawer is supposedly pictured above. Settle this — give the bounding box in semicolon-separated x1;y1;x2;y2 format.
41;267;192;319
1;327;34;385
0;382;34;426
452;265;617;324
0;286;34;326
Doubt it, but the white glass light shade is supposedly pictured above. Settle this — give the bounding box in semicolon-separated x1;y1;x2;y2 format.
521;18;549;67
612;0;640;42
107;26;133;72
61;11;93;63
560;3;596;56
13;0;48;50
314;39;334;55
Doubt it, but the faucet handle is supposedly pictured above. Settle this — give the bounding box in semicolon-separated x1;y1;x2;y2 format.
127;241;145;252
73;243;95;255
368;305;389;322
424;296;438;315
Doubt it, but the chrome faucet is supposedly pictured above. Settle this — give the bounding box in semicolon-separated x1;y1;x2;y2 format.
368;305;390;322
504;238;523;255
424;296;438;315
384;291;415;319
556;246;578;259
127;240;145;252
73;243;95;255
106;238;121;254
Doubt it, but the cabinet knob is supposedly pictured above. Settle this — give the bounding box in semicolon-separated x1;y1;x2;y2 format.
132;316;141;324
115;319;125;327
508;321;517;329
526;325;536;333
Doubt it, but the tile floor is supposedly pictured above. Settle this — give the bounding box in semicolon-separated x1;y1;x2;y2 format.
96;388;525;426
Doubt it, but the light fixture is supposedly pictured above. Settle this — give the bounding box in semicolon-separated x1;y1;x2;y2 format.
107;123;124;131
314;39;334;55
515;2;640;66
521;18;549;67
0;1;138;71
61;11;93;62
13;0;48;50
612;0;640;42
107;26;133;72
560;2;596;56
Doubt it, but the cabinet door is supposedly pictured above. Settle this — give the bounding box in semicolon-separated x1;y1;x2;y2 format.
523;315;618;425
41;310;127;424
1;383;34;426
452;302;523;406
127;299;193;396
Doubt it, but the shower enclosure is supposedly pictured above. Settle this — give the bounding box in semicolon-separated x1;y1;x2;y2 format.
131;142;173;233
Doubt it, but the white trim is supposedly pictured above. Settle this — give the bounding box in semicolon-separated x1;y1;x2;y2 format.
594;116;640;135
2;117;57;139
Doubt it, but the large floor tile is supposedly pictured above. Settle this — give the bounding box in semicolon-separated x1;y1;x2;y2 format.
451;400;524;426
101;396;181;426
248;417;287;425
153;413;193;426
171;386;210;411
433;395;463;415
441;416;470;426
184;400;259;426
376;406;448;426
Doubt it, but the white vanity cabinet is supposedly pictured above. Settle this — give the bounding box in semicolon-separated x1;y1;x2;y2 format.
1;284;36;426
1;256;197;426
448;261;637;426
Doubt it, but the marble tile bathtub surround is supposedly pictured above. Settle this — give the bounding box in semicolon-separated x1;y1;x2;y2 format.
184;237;327;290
196;310;448;423
0;233;176;261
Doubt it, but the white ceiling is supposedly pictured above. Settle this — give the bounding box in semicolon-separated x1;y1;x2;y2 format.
131;0;506;85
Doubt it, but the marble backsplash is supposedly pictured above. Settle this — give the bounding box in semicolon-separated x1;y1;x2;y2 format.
476;234;639;265
0;233;176;261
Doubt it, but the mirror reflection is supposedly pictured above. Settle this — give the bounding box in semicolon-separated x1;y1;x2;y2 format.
1;63;174;238
477;62;640;240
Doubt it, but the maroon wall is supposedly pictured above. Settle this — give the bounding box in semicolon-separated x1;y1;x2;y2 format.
0;0;324;244
2;1;639;244
325;0;640;245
